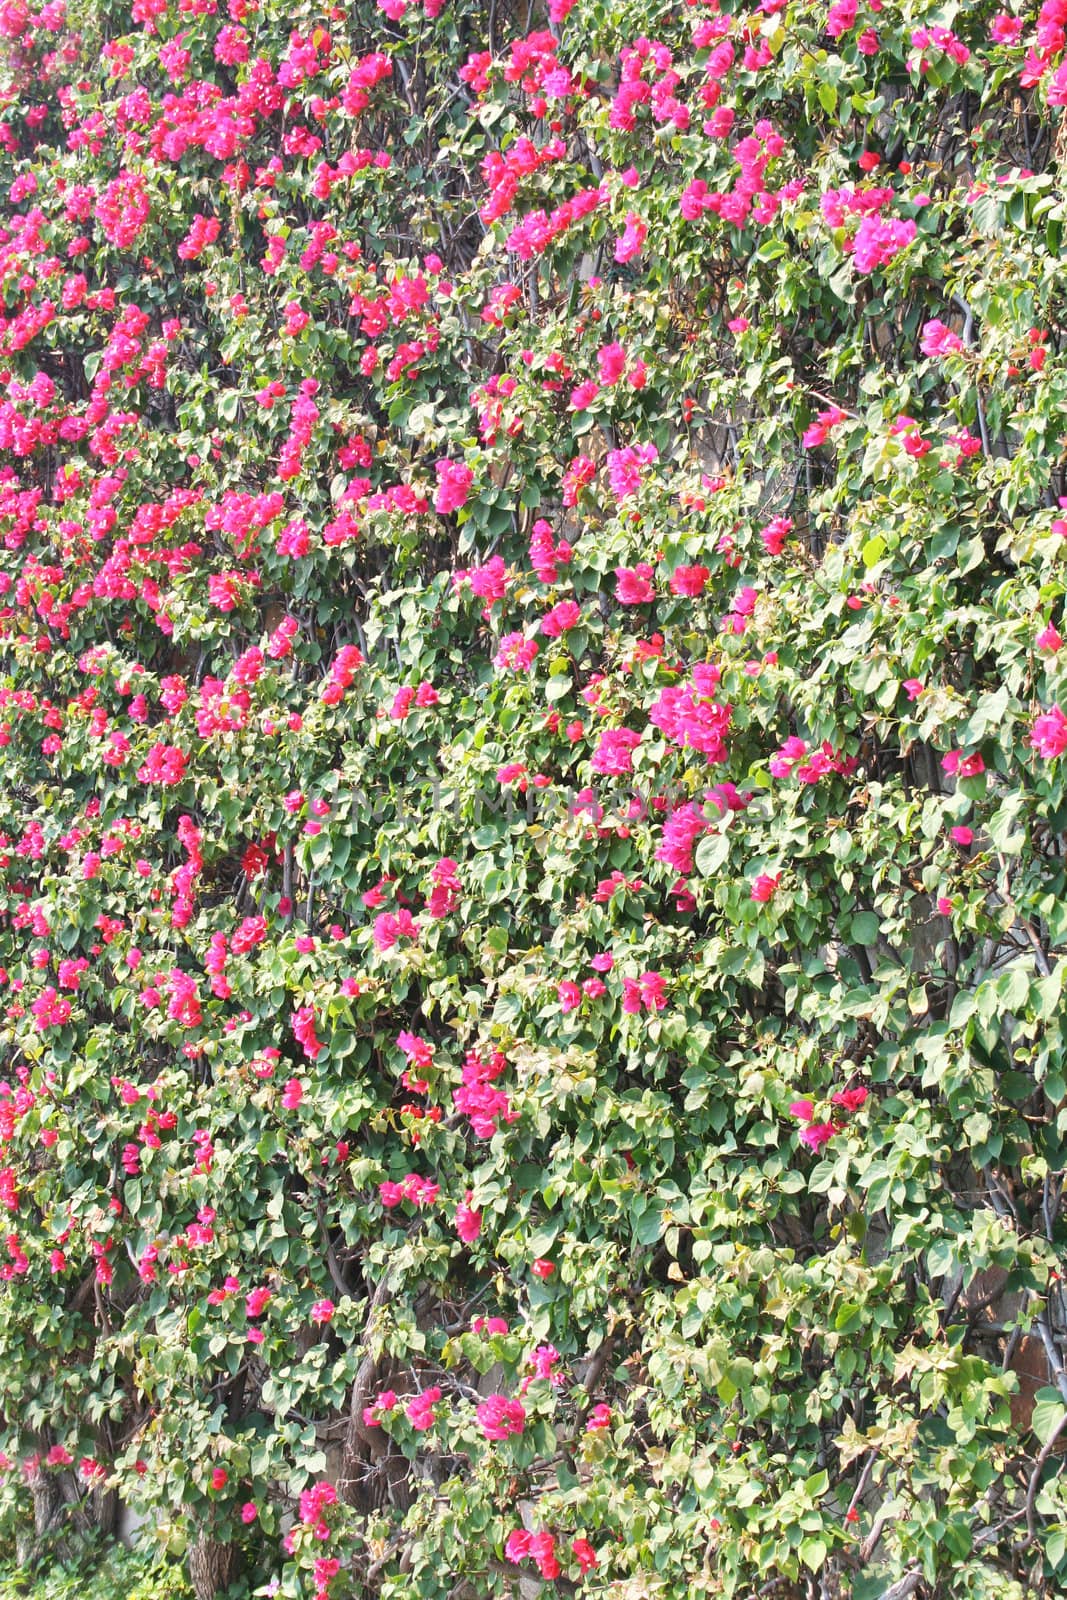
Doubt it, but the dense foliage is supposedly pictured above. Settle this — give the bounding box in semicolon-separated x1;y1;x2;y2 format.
2;1542;191;1600
1;0;1067;1596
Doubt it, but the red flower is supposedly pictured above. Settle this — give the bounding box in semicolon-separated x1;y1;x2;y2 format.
572;1537;598;1572
669;563;709;596
832;1087;869;1113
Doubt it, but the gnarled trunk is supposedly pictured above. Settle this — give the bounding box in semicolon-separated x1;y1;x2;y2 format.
90;1483;119;1539
188;1534;241;1600
29;1464;61;1541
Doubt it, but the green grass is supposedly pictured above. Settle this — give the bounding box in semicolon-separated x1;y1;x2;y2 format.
0;1544;191;1600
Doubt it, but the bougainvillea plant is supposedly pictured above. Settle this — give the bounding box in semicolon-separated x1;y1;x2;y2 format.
0;0;1066;1597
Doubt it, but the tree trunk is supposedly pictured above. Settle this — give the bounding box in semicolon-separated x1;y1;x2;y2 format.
339;1276;404;1512
91;1484;119;1538
20;1461;75;1568
30;1466;61;1540
188;1535;241;1600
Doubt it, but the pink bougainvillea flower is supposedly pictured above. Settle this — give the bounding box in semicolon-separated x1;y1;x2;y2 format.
989;13;1024;43
803;406;847;448
505;1530;532;1563
406;1386;442;1431
569;379;600;410
292;1005;323;1060
494;632;540;672
614;212;647;262
557;980;582;1012
615;564;656;604
850;215;917;274
941;750;985;778
591;727;642;775
1031;705;1067;758
597;341;627;383
245;1286;271;1317
476;1393;526;1439
362;1390;397;1428
506;1525;561;1578
920;319;964;357
433;459;473;514
760;516;792;554
426;857;462;919
541;599;581;636
455;1191;482;1243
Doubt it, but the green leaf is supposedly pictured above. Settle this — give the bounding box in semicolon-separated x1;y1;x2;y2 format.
799;1535;828;1571
850;912;880;945
1032;1388;1067;1446
633;1204;664;1246
694;831;730;876
808;1160;837;1194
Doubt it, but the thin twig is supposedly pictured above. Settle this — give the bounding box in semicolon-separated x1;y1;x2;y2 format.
1025;1408;1067;1536
1034;1305;1067;1406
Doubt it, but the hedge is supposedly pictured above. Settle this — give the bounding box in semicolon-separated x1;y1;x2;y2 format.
0;1;1066;1598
